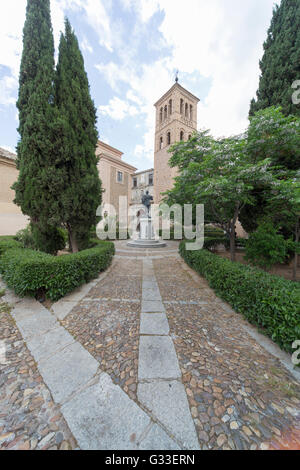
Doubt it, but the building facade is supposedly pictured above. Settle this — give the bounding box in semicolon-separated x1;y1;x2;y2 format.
0;147;28;236
131;168;154;205
153;82;200;203
96;141;137;216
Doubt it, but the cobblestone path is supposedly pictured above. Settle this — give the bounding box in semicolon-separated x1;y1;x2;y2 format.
0;241;299;450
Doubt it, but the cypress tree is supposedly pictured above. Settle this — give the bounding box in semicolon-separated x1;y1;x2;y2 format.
13;0;64;250
55;19;102;252
250;0;300;117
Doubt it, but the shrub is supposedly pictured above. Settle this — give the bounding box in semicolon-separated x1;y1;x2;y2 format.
15;225;36;249
180;241;300;353
31;224;66;255
245;222;290;270
0;238;22;255
0;240;114;301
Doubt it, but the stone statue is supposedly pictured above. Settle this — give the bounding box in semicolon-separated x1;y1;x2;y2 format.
142;191;153;217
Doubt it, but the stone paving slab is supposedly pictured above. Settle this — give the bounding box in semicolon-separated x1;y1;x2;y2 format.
142;288;162;301
142;281;158;290
37;341;99;404
141;300;165;313
61;373;151;450
13;308;58;341
138;380;200;450
138;424;181;450
51;301;78;321
140;313;169;336
26;326;75;362
138;336;181;380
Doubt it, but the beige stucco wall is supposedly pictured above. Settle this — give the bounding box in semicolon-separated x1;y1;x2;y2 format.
96;141;136;217
0;158;28;235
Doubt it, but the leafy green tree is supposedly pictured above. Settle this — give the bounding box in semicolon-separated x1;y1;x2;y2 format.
245;222;290;270
55;19;102;252
166;132;276;261
250;0;300;117
13;0;65;251
263;178;300;280
239;107;300;233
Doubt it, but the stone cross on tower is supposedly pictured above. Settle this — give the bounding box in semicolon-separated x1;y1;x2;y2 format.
153;81;200;203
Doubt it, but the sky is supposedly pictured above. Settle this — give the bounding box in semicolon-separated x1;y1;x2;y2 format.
0;0;279;171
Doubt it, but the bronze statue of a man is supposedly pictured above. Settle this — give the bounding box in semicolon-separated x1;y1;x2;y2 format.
142;190;153;217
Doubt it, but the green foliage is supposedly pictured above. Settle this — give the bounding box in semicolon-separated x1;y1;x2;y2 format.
165;130;277;260
180;242;300;353
31;224;66;255
250;0;300;118
15;225;36;249
203;237;229;251
15;224;66;255
0;241;114;301
247;107;300;171
0;239;22;255
245;222;290;269
54;19;102;251
0;289;5;298
13;0;64;240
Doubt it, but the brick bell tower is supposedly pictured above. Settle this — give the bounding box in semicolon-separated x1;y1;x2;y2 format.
153;77;200;203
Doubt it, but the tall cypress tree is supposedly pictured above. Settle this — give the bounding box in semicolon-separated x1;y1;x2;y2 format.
13;0;64;249
55;19;102;252
250;0;300;117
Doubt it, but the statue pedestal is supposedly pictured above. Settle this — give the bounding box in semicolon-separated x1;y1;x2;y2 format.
127;217;166;249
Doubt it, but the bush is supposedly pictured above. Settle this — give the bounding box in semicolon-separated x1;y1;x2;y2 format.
245;222;290;270
204;236;229;251
0;238;22;255
0;240;115;301
179;241;300;353
15;225;36;249
31;224;66;255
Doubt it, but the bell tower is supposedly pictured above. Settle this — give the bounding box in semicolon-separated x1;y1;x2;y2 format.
153;80;200;203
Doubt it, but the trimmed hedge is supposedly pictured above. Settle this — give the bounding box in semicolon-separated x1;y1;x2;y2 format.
179;241;300;353
0;239;115;301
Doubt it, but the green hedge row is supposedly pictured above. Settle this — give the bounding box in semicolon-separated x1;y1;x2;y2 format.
179;241;300;353
0;239;115;301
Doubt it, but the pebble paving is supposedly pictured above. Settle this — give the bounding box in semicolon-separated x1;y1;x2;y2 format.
0;240;299;450
0;300;76;450
153;256;300;450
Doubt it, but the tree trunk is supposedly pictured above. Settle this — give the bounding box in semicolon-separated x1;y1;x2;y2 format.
292;217;299;282
229;205;240;262
230;225;236;262
67;225;78;253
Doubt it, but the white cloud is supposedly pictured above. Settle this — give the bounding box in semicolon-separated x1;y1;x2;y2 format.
0;0;112;107
81;37;93;54
0;75;18;107
99;97;139;121
97;0;276;163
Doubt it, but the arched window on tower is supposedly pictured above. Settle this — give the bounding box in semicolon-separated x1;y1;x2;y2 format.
190;105;193;120
164;105;168;120
169;99;172;115
188;134;192;140
160;107;163;123
185;103;188;118
180;131;184;141
167;132;171;146
180;99;184;114
160;136;163;150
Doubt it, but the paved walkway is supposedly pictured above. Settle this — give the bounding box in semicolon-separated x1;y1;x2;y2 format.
0;241;299;450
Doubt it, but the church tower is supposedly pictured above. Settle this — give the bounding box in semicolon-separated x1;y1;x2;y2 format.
154;80;200;203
